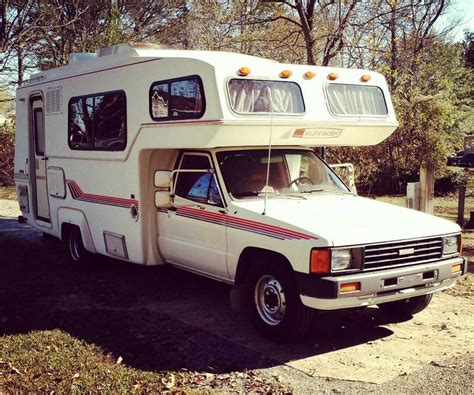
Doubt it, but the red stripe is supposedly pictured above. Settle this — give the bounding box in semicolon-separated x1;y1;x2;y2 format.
67;180;138;207
178;207;312;239
178;206;316;240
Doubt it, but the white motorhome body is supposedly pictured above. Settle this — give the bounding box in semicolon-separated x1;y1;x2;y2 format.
15;44;466;340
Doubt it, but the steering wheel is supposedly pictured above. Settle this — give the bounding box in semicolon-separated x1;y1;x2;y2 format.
287;176;313;188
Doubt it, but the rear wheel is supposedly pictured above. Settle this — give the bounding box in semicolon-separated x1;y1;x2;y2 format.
66;226;91;265
247;262;314;342
378;294;432;318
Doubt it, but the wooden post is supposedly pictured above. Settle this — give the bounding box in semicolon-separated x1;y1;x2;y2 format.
419;164;435;214
457;186;466;226
466;211;474;229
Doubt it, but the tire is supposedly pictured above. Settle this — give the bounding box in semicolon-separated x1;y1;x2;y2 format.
247;261;314;342
66;226;91;265
378;294;432;318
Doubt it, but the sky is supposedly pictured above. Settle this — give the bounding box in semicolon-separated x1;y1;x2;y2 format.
436;0;474;42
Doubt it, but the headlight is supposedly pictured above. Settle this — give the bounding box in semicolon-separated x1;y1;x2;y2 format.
331;248;363;272
331;249;352;271
442;236;459;256
310;247;363;273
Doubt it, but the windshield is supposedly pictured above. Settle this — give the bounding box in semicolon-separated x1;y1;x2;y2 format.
216;149;349;198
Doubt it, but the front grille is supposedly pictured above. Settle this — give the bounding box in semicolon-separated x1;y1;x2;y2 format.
363;237;443;270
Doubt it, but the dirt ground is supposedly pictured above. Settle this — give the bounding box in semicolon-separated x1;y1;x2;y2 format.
0;199;473;392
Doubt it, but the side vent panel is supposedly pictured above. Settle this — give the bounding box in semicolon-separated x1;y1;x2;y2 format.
45;86;62;115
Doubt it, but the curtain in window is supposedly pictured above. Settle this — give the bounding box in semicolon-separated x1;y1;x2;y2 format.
326;84;387;116
228;80;304;113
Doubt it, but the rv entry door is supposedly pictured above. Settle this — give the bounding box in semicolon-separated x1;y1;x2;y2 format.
31;97;50;222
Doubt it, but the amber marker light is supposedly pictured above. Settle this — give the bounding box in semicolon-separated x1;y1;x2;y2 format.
310;249;330;274
452;264;462;273
360;74;371;82
327;72;338;80
304;71;315;79
280;69;292;78
237;67;251;76
340;282;361;293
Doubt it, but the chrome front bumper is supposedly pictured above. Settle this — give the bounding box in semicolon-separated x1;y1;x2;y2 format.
300;256;466;310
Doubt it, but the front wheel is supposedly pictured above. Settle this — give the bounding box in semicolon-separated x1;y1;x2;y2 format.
378;294;432;318
248;262;314;342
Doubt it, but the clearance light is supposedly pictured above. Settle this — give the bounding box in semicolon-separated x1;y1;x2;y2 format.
460;234;463;255
360;74;371;82
340;282;361;293
327;72;338;80
304;71;315;79
237;67;251;76
452;264;462;273
310;249;330;274
280;69;292;78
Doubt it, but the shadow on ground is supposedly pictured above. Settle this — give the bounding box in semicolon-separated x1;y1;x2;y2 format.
0;217;397;374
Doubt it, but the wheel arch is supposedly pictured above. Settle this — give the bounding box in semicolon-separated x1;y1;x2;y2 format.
58;207;96;253
234;247;293;286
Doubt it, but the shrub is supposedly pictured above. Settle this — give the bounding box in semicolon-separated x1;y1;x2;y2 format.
0;122;15;186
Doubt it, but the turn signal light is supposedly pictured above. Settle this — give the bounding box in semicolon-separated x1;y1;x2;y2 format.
327;72;338;80
310;249;330;274
237;67;251;76
360;74;371;82
304;71;315;79
340;282;361;292
451;264;462;273
280;69;292;78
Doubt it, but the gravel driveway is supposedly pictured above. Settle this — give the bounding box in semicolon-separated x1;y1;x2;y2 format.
1;199;473;392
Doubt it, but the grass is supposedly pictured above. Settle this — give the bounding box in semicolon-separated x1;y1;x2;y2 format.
0;187;16;200
0;330;180;392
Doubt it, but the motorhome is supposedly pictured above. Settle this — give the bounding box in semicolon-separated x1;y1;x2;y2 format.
14;43;466;340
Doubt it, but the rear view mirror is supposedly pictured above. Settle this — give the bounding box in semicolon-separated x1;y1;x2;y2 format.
154;170;172;208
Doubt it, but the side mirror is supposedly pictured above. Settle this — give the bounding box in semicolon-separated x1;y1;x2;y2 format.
154;170;171;188
154;170;172;208
329;163;357;195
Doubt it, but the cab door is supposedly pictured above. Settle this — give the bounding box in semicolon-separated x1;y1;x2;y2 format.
157;152;228;280
31;97;50;222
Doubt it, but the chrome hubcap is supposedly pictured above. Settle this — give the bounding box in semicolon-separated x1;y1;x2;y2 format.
255;275;286;326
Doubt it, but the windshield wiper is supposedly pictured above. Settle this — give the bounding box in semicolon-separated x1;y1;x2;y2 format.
232;191;265;197
300;188;325;194
301;188;353;195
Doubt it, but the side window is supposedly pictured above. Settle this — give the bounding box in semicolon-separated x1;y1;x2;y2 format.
33;108;45;155
94;92;127;150
150;76;204;121
68;90;126;151
69;97;93;150
150;83;168;118
175;154;223;206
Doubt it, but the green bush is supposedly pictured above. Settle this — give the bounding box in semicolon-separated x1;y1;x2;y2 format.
0;122;15;187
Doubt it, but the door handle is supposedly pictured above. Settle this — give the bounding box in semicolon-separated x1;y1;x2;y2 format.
41;157;49;161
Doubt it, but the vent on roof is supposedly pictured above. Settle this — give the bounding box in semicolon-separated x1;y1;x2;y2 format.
97;42;169;57
98;43;139;57
69;53;97;64
45;86;62;115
